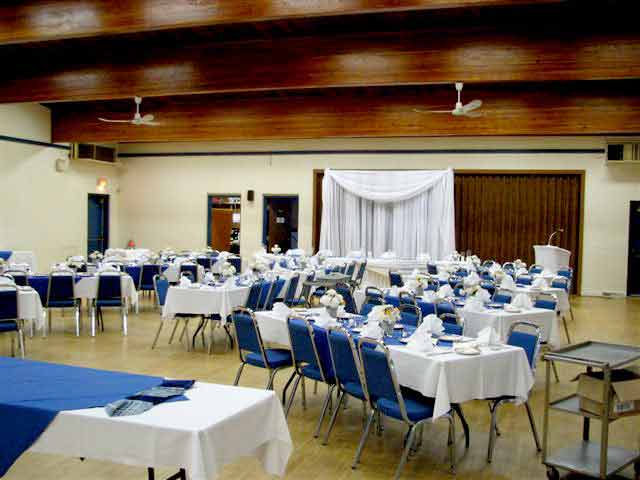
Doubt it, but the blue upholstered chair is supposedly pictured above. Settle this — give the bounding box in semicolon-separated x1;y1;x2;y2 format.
439;312;463;336
398;303;422;328
179;263;199;282
454;268;469;278
516;274;533;286
140;264;161;295
0;284;25;358
196;255;212;270
427;263;438;275
365;286;384;301
345;262;356;280
232;307;294;402
354;338;458;477
284;316;335;438
264;278;286;310
93;272;128;336
426;277;440;292
46;269;80;336
245;280;265;311
4;270;27;287
350;260;367;288
528;264;544;275
534;294;557;312
257;280;274;311
557;267;573;279
125;265;142;292
335;282;358;314
452;282;466;298
502;262;516;276
551;276;569;291
398;291;416;307
492;289;513;304
388;271;404;287
322;327;367;445
479;280;496;296
279;274;305;307
486;322;541;463
435;299;455;317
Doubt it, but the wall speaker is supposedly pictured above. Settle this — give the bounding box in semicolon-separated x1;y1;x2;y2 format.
247;190;254;201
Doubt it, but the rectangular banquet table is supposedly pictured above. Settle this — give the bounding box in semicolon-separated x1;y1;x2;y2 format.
29;382;292;480
162;285;250;322
254;310;533;419
163;264;205;283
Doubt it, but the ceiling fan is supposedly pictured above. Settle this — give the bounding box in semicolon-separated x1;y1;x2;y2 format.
98;96;159;125
414;82;483;118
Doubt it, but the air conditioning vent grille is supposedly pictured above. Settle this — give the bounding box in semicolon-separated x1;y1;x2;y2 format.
71;143;117;164
606;140;640;165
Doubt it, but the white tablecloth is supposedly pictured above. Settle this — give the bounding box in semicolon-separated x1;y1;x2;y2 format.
5;251;37;272
461;307;560;346
30;382;292;480
74;275;139;308
164;264;205;283
512;286;570;313
255;310;533;418
105;248;152;262
17;289;45;330
162;286;249;322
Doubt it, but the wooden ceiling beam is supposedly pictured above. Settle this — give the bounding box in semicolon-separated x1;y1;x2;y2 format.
3;26;640;104
50;81;640;143
0;0;562;45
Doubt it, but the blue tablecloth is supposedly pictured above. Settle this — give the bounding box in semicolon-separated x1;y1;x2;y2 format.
0;251;12;261
0;357;166;476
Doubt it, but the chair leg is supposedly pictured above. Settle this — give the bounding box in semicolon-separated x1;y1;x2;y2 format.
524;401;542;452
266;369;278;390
48;308;52;335
90;303;96;337
223;324;234;349
452;403;470;449
233;362;246;386
393;424;418;480
168;320;179;344
74;305;81;337
18;329;26;359
301;376;307;410
447;415;457;474
551;360;560;382
562;317;571;344
487;401;500;463
352;410;376;469
122;306;128;336
151;320;164;349
314;385;335;438
569;306;576;322
322;390;345;445
10;337;15;357
282;370;296;405
284;374;302;418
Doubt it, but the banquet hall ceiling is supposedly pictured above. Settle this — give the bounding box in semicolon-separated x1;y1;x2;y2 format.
1;0;638;142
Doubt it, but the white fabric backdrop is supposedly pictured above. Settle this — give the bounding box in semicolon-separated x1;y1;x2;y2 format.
319;169;455;259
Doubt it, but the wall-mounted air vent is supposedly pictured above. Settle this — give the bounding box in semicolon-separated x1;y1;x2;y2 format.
606;139;640;165
70;143;118;165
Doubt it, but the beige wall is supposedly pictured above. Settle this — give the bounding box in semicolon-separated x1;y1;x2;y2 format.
0;103;120;270
119;137;640;297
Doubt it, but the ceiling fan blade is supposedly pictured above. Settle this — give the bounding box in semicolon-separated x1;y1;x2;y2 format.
463;110;483;118
141;113;155;122
141;121;161;126
462;99;482;112
98;118;132;123
413;108;452;114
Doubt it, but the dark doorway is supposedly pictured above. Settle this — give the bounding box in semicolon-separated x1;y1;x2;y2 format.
87;193;109;255
628;201;640;296
207;194;241;254
263;195;299;252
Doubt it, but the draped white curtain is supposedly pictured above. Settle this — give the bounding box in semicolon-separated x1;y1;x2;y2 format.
319;169;455;259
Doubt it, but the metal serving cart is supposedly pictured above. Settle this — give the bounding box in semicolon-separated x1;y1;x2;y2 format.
542;341;640;480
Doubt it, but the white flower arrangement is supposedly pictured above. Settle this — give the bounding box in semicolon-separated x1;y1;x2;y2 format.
221;261;236;278
368;304;401;336
414;273;430;288
320;289;344;309
249;257;270;273
88;250;103;262
271;244;282;254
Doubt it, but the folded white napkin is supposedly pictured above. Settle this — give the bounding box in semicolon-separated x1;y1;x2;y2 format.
179;276;192;287
512;293;533;309
360;320;383;340
489;263;502;274
532;277;547;289
463;297;485;313
420;314;445;335
463;272;480;288
204;272;215;284
500;275;516;290
69;256;85;262
272;302;292;320
406;331;434;354
421;290;437;302
314;309;339;328
516;267;528;277
380;251;396;259
474;288;491;303
476;326;500;346
437;284;453;299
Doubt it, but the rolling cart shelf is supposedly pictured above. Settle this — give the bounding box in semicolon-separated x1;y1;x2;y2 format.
546;442;639;478
542;341;640;480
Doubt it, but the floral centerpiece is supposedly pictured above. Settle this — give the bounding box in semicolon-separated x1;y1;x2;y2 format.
271;244;282;255
88;250;103;263
411;273;431;296
249;257;270;275
320;289;344;318
221;261;236;278
368;304;401;336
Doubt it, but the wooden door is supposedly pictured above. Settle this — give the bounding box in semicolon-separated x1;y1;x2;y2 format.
210;208;233;251
267;199;292;251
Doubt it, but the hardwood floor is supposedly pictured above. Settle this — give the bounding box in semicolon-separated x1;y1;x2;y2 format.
4;295;639;480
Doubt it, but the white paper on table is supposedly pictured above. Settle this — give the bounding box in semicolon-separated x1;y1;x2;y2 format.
512;293;533;310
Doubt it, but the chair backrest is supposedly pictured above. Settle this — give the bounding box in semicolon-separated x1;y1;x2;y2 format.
364;286;384;300
335;282;357;314
180;263;198;281
507;321;541;370
551;276;569;291
231;307;269;365
398;291;416;306
283;274;300;304
245;280;264;310
452;282;466;297
557;267;573;279
141;264;161;287
427;263;438;275
97;272;123;301
287;316;330;382
0;275;15;286
196;256;212;269
327;327;363;390
502;262;516;273
388;271;403;287
47;270;75;304
354;261;367;284
516;274;533;286
534;293;557;311
0;284;18;321
529;264;544;274
345;262;356;278
257;280;274;310
424;277;439;292
358;338;409;421
4;270;27;286
153;274;170;307
482;259;496;268
454;268;469;278
264;277;285;310
398;303;422;327
440;313;463;335
435;299;455;316
492;288;513;304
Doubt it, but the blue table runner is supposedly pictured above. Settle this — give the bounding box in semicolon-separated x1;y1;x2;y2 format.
0;357;167;476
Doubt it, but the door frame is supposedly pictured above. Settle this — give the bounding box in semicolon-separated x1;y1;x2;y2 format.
87;193;110;255
262;194;300;250
207;193;241;250
628;200;640;296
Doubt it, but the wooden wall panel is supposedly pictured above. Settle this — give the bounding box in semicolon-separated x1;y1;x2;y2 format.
3;26;640;103
454;172;582;292
51;82;640;143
